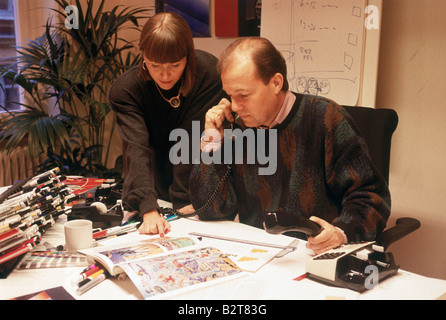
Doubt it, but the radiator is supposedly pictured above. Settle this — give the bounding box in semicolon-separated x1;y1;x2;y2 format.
0;146;36;187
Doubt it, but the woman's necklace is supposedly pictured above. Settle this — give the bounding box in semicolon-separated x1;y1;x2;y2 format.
155;82;182;108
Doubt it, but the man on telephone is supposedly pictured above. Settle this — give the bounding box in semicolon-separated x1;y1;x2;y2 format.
189;38;391;255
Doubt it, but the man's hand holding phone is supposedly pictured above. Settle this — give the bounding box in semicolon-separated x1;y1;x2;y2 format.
204;98;235;141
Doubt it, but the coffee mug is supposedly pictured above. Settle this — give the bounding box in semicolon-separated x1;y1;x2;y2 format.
64;219;93;251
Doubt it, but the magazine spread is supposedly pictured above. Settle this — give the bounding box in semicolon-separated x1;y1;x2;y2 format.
81;229;292;274
120;246;243;299
79;235;244;299
79;236;197;276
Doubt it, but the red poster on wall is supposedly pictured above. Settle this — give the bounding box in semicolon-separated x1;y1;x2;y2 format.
215;0;261;37
215;0;239;37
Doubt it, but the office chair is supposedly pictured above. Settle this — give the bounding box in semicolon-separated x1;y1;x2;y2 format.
342;106;397;184
264;106;420;251
342;106;420;250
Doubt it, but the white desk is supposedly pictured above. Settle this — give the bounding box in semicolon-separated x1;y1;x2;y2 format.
1;214;446;300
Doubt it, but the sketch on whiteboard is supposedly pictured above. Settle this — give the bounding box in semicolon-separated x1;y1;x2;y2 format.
296;77;330;96
261;0;367;106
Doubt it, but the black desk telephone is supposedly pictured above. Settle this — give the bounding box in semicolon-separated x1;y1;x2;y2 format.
263;211;420;293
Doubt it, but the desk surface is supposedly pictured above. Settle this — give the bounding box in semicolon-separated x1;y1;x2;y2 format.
1;215;446;300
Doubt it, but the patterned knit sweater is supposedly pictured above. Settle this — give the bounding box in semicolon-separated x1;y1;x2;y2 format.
189;93;391;241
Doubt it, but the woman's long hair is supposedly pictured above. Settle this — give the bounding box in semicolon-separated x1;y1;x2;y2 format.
139;12;196;96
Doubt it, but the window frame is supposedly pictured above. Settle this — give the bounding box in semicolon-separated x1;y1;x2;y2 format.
1;0;55;113
0;0;19;111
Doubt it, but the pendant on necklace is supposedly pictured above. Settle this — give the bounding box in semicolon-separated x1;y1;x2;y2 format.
155;82;182;108
169;96;181;108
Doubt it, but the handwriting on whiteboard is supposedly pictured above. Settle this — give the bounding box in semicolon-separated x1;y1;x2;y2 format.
261;0;371;105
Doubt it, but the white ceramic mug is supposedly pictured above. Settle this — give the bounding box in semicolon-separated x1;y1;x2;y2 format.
64;219;93;251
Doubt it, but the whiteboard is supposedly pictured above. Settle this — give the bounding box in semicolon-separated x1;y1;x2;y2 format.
261;0;382;107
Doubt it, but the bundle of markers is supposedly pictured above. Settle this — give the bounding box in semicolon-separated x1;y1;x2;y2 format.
0;168;75;267
72;263;108;296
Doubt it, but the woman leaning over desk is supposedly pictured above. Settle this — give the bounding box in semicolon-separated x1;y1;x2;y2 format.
110;12;225;236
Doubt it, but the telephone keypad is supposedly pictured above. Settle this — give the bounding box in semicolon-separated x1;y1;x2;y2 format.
314;252;345;260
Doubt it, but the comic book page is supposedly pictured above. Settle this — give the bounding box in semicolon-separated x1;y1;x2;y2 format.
120;246;244;299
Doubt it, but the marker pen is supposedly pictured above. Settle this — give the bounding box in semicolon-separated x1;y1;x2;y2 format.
166;214;179;222
76;273;106;295
74;267;103;286
0;214;21;227
0;202;26;216
92;222;140;239
81;264;97;273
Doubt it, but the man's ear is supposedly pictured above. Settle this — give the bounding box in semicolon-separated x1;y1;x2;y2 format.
272;73;284;94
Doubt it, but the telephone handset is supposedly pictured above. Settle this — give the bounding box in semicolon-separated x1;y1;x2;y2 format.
263;211;322;237
158;113;242;219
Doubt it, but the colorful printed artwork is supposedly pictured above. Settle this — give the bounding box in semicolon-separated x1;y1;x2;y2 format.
154;0;261;38
99;237;195;264
214;0;262;37
122;247;242;299
156;0;211;37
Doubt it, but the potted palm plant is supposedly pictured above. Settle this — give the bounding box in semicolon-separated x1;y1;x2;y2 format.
0;0;152;177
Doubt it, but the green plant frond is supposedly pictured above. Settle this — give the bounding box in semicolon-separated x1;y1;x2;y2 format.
1;32;71;104
1;107;78;153
16;29;68;75
1;0;152;175
98;102;112;117
44;24;67;73
0;70;35;95
92;0;106;26
1;132;28;154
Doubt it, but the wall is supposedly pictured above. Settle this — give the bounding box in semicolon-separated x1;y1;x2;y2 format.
15;0;55;45
376;0;446;280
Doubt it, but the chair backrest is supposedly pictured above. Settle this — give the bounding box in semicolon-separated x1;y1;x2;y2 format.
343;106;398;184
264;105;419;248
